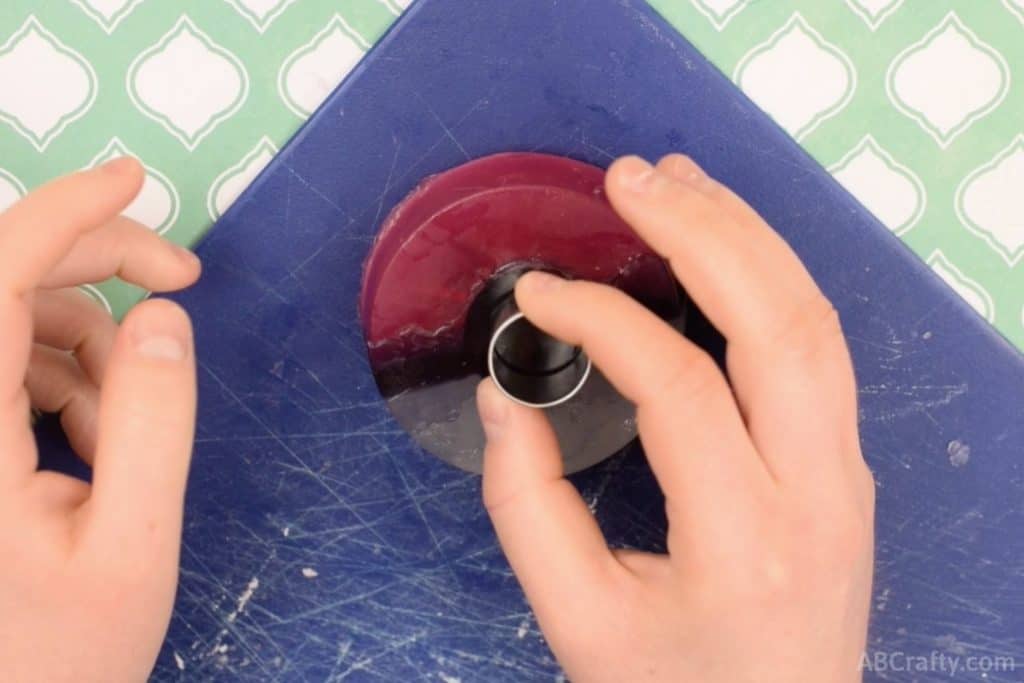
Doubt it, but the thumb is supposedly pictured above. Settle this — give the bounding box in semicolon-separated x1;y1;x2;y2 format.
478;379;616;634
85;299;196;553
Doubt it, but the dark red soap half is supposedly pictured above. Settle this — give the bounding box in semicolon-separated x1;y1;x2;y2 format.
360;153;685;473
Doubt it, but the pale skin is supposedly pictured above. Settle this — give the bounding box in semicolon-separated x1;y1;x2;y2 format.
476;155;875;682
0;154;873;682
0;158;201;682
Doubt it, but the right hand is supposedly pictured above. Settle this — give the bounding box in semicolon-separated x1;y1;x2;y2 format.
476;154;875;682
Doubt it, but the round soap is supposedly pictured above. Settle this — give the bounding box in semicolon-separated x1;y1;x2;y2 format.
360;152;685;473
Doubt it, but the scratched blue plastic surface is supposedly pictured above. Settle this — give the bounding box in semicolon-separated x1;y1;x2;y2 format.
77;0;1020;679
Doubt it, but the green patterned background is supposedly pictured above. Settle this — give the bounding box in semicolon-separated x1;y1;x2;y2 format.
1;0;1021;348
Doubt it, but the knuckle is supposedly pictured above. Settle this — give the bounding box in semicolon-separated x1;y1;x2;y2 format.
74;314;114;353
482;474;546;519
645;348;723;408
111;213;152;236
765;297;847;363
62;381;92;412
802;502;873;568
481;480;515;517
753;556;799;598
707;546;801;607
69;287;111;317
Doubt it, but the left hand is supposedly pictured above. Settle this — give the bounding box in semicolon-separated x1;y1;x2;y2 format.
0;158;201;682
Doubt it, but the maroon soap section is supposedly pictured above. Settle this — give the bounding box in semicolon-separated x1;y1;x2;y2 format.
360;152;679;388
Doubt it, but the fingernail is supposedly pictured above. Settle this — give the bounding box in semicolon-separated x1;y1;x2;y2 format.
132;306;190;361
477;381;509;440
618;157;660;193
670;155;706;184
519;271;565;294
684;167;706;184
100;156;138;175
675;158;716;193
136;335;186;361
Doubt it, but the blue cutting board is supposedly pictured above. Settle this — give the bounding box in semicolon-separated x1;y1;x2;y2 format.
46;0;1024;679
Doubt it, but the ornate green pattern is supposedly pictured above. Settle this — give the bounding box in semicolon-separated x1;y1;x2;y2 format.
0;0;1021;349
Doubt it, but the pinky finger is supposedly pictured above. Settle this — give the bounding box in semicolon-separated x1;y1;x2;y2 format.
25;345;100;464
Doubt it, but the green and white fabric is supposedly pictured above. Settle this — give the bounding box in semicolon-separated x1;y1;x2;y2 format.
0;0;400;314
0;1;1021;349
651;0;1024;347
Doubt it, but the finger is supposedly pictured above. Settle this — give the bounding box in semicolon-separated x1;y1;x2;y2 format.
606;156;858;480
0;158;144;295
0;391;37;485
657;154;712;189
655;154;762;226
25;344;101;463
478;379;619;635
606;155;832;350
29;471;91;511
41;215;200;293
0;158;142;478
513;274;770;538
33;289;118;385
84;299;196;554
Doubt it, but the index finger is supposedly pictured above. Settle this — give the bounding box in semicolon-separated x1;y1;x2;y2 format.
0;158;143;479
606;156;836;349
604;156;859;484
0;158;143;295
514;274;772;540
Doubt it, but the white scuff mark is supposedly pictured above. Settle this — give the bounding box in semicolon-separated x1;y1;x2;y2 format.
282;526;291;537
947;439;971;468
935;633;968;656
876;587;891;612
438;674;461;683
227;577;260;623
206;627;227;656
516;619;529;639
174;652;186;671
301;567;319;578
